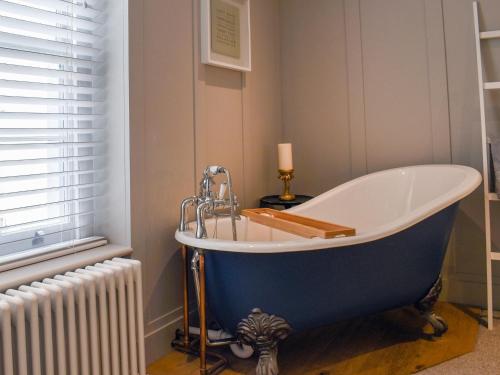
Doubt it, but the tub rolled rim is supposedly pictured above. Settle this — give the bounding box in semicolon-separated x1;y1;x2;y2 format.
175;164;482;253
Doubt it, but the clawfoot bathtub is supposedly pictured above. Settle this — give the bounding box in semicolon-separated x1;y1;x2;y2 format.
175;164;481;375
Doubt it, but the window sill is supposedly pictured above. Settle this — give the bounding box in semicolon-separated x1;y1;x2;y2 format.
0;244;133;292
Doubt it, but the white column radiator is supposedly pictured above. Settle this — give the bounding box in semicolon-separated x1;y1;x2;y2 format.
0;257;146;375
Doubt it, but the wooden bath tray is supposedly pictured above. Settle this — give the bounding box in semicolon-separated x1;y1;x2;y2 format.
241;208;356;239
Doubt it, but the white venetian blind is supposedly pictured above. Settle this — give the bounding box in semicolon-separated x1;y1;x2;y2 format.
0;0;107;256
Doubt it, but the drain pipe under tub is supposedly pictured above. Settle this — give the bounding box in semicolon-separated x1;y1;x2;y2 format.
188;326;254;359
190;250;254;359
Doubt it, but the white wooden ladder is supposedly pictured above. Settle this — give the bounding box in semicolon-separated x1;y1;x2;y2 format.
473;1;500;330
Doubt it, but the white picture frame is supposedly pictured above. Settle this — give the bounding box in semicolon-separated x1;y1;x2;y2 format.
200;0;252;72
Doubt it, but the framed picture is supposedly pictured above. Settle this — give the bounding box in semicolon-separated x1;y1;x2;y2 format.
200;0;251;72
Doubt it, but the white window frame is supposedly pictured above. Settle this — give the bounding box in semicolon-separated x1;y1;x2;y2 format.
0;0;131;271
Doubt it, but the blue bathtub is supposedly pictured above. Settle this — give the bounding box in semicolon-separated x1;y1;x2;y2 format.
176;164;481;373
204;202;459;334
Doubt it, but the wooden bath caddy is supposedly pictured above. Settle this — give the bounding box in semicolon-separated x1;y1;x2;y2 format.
241;208;356;239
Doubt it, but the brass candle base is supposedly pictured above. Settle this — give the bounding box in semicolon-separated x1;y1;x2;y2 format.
278;169;296;201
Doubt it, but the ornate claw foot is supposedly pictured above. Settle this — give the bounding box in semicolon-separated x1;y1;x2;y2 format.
415;275;448;337
422;311;448;337
236;308;292;375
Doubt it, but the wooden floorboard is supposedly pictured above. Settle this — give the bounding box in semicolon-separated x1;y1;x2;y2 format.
148;303;479;375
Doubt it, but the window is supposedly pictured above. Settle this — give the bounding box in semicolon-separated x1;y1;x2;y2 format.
0;0;129;263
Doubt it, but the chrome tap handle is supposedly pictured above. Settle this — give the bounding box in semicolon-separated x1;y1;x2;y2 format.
199;176;215;199
218;182;227;200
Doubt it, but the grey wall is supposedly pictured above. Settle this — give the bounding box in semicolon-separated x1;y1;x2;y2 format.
281;0;451;196
280;0;352;194
280;0;500;308
129;0;500;365
129;0;282;364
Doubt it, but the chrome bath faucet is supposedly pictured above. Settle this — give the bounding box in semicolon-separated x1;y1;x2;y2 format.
179;166;240;240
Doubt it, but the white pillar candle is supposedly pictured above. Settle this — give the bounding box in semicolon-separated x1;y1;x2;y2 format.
278;143;293;170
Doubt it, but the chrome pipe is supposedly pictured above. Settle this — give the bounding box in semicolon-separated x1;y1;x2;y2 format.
181;245;190;349
191;250;201;311
206;338;239;347
199;250;207;374
191;249;239;350
219;167;238;241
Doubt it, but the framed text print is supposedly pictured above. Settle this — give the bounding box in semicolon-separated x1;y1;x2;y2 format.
200;0;251;72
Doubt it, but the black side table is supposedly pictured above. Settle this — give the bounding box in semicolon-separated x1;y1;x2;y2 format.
259;195;314;210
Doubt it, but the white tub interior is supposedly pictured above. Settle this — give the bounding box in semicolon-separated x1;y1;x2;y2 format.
289;165;473;233
176;165;481;253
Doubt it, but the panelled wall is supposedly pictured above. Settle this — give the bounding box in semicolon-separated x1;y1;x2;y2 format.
129;0;282;363
280;0;500;309
280;0;451;196
129;0;500;364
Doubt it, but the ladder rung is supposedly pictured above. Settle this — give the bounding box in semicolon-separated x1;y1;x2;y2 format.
489;193;500;201
484;82;500;90
480;30;500;39
491;252;500;261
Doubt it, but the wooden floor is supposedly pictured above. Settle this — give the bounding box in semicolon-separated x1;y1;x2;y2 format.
148;303;479;375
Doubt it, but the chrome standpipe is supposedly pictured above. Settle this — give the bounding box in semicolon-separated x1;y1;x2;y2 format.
175;166;242;374
172;247;233;374
221;167;238;241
